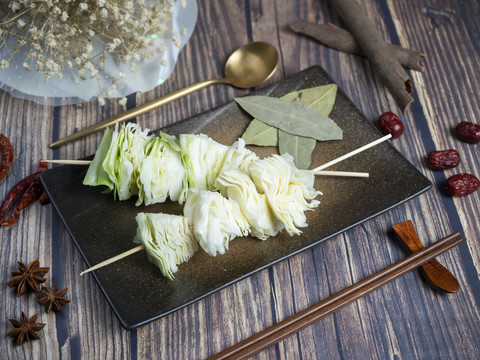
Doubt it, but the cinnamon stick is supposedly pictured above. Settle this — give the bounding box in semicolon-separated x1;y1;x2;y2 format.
289;20;425;72
328;0;415;113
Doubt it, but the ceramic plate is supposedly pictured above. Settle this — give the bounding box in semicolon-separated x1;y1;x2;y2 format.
40;66;431;329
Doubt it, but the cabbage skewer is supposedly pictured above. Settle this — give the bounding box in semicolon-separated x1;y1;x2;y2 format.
78;132;391;277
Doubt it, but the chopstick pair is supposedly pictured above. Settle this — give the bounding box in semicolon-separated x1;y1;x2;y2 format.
209;231;462;360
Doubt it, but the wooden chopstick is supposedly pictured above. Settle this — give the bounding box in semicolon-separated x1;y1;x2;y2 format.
209;231;462;360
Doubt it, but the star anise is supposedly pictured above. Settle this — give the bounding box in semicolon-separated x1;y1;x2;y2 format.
7;259;49;296
36;284;71;313
6;312;45;346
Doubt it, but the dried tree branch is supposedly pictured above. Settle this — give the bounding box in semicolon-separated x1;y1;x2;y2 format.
289;19;425;72
328;0;416;113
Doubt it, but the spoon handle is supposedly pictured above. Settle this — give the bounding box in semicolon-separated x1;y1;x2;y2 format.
49;78;227;148
392;220;460;293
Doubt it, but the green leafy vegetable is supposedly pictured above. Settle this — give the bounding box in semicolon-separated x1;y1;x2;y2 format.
215;169;283;240
248;154;321;236
102;123;154;201
180;133;229;191
136;137;186;206
235;95;342;141
83;127;114;191
134;212;198;280
183;189;250;256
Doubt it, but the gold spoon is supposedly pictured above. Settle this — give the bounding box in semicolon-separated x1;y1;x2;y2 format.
50;41;279;148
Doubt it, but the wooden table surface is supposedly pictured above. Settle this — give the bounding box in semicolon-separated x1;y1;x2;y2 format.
2;0;480;359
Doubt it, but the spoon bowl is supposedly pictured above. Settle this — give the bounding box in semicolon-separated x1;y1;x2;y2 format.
224;41;279;88
50;42;279;148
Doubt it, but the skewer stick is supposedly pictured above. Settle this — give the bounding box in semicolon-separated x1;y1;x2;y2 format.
80;244;145;276
313;134;392;172
42;159;368;178
315;170;369;178
42;159;92;165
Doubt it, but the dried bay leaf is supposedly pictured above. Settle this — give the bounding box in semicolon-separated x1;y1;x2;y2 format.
278;84;339;168
282;84;338;116
241;119;278;146
278;131;316;169
235;95;342;141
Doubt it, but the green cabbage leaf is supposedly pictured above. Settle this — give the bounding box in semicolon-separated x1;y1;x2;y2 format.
215;169;282;240
248;154;322;236
102;123;154;201
133;212;198;280
183;189;250;256
136;137;186;206
83;127;114;191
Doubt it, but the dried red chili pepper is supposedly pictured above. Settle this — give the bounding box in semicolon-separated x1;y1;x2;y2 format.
0;172;39;220
0;134;14;182
1;179;45;226
0;161;48;227
37;191;51;205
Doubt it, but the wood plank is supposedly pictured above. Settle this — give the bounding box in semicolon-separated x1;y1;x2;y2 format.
1;0;480;359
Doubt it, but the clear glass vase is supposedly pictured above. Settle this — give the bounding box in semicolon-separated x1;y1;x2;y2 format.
0;0;198;106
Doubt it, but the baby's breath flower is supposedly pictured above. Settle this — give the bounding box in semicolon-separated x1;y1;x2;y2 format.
0;59;10;69
0;0;182;98
119;96;127;106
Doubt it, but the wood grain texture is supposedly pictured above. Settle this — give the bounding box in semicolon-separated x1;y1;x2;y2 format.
1;0;480;359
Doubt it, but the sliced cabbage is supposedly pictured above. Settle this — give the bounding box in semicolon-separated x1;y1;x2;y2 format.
83;127;114;191
136;137;186;206
248;154;322;236
133;212;198;280
183;189;250;256
180;134;229;191
215;169;283;240
219;138;259;174
102;123;154;201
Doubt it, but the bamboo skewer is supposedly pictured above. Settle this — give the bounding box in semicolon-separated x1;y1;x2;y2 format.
80;244;145;276
314;170;368;178
313;134;392;172
43;159;92;165
43;160;370;177
44;133;393;176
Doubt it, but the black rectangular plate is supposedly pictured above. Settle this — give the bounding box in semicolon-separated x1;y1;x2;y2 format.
41;66;431;329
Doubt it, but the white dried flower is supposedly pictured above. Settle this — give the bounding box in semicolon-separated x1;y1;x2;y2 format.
0;59;10;69
119;97;127;106
0;0;183;97
11;2;21;12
